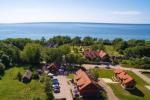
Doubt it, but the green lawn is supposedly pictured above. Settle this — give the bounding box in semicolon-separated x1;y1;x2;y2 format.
98;68;114;79
67;74;74;79
0;67;46;100
98;68;150;100
142;72;150;78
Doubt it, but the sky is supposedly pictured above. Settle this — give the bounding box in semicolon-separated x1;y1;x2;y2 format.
0;0;150;24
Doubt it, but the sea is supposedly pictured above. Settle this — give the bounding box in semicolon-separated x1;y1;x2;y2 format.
0;22;150;40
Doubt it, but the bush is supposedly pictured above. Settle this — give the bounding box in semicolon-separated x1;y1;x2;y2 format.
121;57;150;69
32;72;39;80
16;72;22;81
45;77;53;100
39;75;45;83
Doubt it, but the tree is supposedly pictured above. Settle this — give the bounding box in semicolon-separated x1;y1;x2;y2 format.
82;36;95;46
65;53;85;65
0;63;5;75
72;36;81;45
21;43;42;64
124;46;150;58
90;43;105;51
112;38;128;53
48;36;71;45
0;42;20;65
45;77;53;100
65;53;77;64
128;39;145;47
88;69;99;81
42;48;63;63
1;54;10;67
4;38;32;50
40;37;46;45
58;45;70;55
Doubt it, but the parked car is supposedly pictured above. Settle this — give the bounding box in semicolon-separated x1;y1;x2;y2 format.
105;65;110;69
94;66;99;68
54;88;60;93
52;79;59;85
48;73;54;78
52;84;60;89
52;76;57;80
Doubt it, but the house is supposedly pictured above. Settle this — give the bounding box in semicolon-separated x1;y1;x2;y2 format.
74;69;102;96
47;63;58;74
113;69;136;89
83;50;107;60
22;70;32;83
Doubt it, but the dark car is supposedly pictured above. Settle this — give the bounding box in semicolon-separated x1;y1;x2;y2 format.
54;88;60;93
94;66;99;68
53;84;60;89
52;79;59;85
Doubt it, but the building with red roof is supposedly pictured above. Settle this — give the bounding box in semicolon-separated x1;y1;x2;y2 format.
47;63;58;74
74;69;102;96
83;50;107;60
113;69;136;89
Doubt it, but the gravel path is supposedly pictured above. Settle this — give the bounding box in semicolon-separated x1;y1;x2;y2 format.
54;76;73;100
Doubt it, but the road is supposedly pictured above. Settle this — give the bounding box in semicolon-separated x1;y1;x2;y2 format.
98;78;119;100
83;64;150;85
54;76;73;100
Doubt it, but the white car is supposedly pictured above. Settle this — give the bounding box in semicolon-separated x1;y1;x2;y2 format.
48;73;54;77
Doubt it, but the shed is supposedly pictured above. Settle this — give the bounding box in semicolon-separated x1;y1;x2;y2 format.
22;70;32;83
47;63;58;74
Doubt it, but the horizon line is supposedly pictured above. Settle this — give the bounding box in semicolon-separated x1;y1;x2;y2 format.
0;21;150;25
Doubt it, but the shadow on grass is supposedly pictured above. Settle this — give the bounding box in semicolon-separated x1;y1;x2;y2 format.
81;92;107;100
127;87;144;97
82;96;106;100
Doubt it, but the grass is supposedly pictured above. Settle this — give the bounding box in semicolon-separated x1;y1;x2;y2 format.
67;74;74;79
142;72;150;78
98;68;150;100
98;68;114;79
0;67;46;100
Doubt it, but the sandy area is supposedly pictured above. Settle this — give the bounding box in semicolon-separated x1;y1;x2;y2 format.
102;78;118;83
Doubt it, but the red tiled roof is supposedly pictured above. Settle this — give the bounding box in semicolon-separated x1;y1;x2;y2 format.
47;63;57;69
114;69;135;86
74;69;100;91
97;50;107;58
83;50;107;59
114;69;124;74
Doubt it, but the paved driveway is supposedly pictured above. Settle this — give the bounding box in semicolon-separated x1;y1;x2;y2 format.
54;76;73;100
98;78;119;100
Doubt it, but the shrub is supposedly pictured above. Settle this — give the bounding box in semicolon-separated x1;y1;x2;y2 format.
32;72;39;80
16;72;22;81
45;77;53;100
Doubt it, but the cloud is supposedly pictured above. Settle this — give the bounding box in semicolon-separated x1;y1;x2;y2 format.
112;11;141;16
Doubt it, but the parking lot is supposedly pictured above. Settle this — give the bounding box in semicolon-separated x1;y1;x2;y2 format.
54;76;73;100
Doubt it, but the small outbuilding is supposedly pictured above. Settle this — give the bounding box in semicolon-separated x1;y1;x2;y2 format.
47;63;58;74
22;70;32;83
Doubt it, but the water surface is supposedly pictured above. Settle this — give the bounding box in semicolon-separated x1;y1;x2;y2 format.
0;22;150;40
